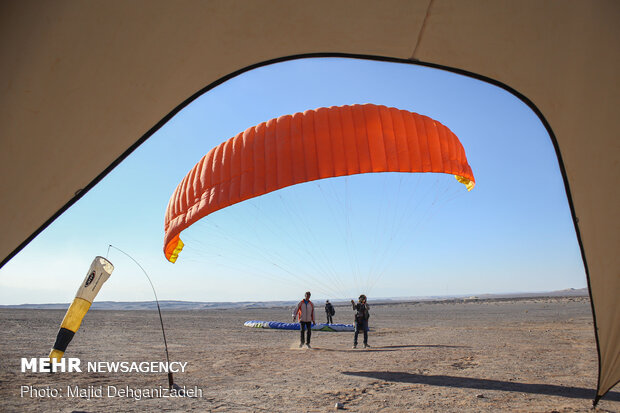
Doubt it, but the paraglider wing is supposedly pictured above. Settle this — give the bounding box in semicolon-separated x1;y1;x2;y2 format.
164;104;475;263
244;320;354;332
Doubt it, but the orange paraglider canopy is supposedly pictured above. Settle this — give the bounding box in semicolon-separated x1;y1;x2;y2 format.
164;103;475;263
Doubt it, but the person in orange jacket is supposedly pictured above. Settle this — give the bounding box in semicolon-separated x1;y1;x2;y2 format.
293;291;315;348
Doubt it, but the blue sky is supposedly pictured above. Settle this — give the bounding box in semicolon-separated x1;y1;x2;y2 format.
0;58;586;304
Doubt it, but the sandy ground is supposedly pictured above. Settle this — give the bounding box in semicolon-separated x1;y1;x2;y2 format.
1;296;618;412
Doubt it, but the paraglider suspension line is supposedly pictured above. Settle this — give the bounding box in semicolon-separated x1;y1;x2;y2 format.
107;245;175;389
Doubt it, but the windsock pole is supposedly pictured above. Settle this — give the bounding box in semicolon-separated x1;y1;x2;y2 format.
107;245;175;390
49;256;114;361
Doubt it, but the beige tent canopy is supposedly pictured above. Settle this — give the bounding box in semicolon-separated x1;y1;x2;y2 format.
1;0;617;403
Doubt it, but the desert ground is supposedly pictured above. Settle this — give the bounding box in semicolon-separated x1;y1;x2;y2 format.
1;296;618;412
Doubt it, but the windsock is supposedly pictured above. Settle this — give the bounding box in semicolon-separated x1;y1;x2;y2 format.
49;256;114;361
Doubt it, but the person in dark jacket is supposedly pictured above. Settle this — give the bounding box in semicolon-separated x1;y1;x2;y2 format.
351;294;370;348
325;300;335;324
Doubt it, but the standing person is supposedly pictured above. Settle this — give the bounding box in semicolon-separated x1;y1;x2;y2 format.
293;291;315;348
325;300;335;324
351;294;370;349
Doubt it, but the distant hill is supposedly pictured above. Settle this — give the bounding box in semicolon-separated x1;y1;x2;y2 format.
0;300;300;311
0;288;588;311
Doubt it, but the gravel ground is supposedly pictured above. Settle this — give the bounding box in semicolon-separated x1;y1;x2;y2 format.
1;296;618;412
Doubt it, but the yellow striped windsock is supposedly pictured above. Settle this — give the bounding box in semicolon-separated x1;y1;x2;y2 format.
49;256;114;361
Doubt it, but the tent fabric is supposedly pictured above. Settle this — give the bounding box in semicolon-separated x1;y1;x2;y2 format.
1;0;617;401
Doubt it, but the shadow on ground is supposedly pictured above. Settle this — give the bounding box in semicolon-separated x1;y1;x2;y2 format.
341;371;620;402
313;344;469;353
